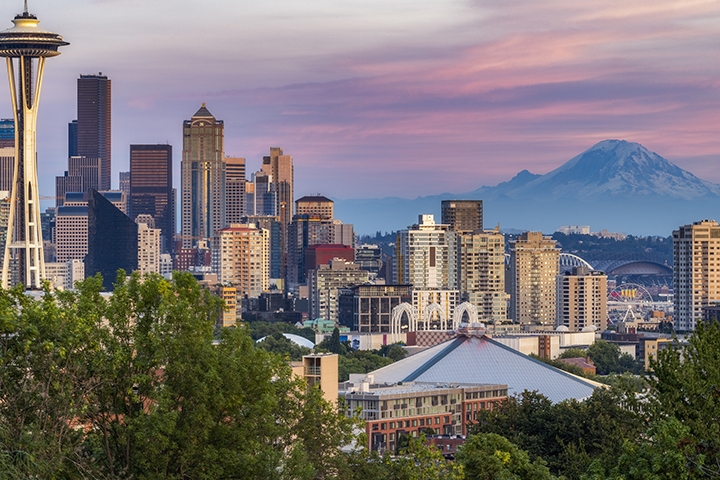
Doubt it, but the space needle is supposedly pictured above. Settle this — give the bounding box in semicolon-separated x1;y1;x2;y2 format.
0;1;67;289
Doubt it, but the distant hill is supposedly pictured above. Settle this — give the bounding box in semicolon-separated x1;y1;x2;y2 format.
335;140;720;236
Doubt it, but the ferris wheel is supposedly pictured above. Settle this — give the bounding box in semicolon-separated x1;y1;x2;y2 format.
607;283;653;303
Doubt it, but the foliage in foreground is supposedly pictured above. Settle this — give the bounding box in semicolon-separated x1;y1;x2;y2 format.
0;272;359;479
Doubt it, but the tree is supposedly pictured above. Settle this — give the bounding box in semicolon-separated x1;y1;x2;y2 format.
471;387;645;478
256;332;312;360
456;433;557;480
327;327;342;354
0;272;366;479
381;436;463;480
644;320;720;477
586;340;620;374
558;348;587;359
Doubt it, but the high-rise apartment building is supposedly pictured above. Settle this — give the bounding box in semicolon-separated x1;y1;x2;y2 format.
136;217;161;275
673;220;720;331
458;227;507;322
441;200;483;233
556;266;607;332
509;232;560;325
308;259;369;324
129;144;174;253
225;157;246;225
77;74;111;190
394;214;458;290
181;104;225;247
213;224;269;298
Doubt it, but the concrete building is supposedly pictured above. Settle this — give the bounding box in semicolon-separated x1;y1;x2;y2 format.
308;259;369;323
673;220;720;331
441;200;483;233
556;266;607;332
291;353;339;405
296;195;333;220
219;285;238;328
394;214;458;290
55;205;88;263
44;259;84;291
213;224;269;298
77;74;111;190
243;215;282;282
129;144;174;254
181;104;226;247
136;217;161;275
509;232;560;325
458;226;507;322
160;253;173;277
355;244;383;276
341;377;507;452
342;284;412;332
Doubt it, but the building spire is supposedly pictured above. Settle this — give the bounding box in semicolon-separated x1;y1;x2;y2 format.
23;0;28;14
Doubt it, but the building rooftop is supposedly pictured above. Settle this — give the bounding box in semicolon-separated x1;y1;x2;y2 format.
367;334;601;403
343;381;504;397
296;195;333;203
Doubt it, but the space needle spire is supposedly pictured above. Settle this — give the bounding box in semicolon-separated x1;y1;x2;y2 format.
0;3;68;288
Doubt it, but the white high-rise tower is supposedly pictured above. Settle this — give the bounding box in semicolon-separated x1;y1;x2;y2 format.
0;3;67;288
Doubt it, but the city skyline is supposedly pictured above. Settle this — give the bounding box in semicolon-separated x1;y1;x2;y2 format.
1;1;720;201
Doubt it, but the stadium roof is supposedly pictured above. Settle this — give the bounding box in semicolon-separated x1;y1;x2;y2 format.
369;334;601;403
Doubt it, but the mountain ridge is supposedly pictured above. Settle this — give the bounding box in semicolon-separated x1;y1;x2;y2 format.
333;140;720;236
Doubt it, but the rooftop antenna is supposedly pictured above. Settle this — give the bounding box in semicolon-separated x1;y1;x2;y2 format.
24;0;28;14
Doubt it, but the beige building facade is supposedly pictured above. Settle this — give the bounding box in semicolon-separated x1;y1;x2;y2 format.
308;259;369;323
213;224;269;298
509;232;560;325
394;214;457;290
458;226;507;322
673;220;720;331
556;266;607;332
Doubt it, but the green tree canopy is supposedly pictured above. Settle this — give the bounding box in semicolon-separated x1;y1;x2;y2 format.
456;433;557;480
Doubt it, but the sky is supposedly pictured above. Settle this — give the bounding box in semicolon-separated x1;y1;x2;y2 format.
3;0;720;200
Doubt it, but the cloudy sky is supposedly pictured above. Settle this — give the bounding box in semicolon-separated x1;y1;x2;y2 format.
4;0;720;199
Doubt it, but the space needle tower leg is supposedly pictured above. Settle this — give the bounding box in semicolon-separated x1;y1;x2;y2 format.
0;5;68;289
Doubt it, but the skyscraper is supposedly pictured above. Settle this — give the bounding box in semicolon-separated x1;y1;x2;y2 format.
77;74;111;190
86;190;138;290
508;232;560;325
394;214;458;290
129;144;174;253
181;104;225;247
458;226;507;322
673;220;720;331
0;5;68;288
213;224;269;298
261;147;293;226
225;157;245;225
442;200;483;233
556;266;607;332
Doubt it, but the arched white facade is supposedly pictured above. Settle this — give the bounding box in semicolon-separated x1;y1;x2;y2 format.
422;302;446;330
453;302;478;329
391;302;417;334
